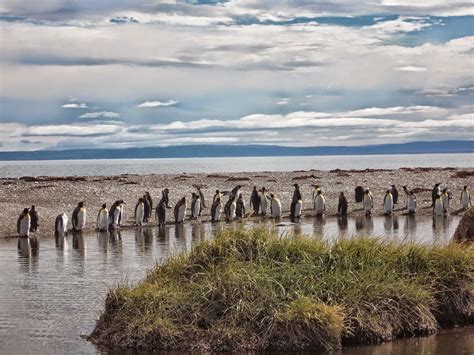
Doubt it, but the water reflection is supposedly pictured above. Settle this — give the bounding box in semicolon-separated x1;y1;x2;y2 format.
404;215;417;237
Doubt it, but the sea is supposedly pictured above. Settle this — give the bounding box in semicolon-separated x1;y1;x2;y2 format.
0;153;473;178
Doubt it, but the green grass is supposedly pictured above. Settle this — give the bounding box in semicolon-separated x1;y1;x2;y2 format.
90;228;473;351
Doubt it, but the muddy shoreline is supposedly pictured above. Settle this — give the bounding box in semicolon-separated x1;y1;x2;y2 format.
1;167;472;238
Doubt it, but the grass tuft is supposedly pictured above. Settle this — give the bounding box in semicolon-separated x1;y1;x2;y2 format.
89;227;473;351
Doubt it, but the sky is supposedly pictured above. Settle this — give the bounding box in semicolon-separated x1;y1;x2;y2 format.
0;0;473;151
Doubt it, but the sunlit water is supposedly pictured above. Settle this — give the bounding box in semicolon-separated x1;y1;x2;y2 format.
0;215;464;355
1;153;473;177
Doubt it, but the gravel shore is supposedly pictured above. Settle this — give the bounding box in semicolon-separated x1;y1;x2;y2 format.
1;167;472;238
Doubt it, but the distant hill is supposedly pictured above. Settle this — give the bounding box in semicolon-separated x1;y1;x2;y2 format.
0;140;472;161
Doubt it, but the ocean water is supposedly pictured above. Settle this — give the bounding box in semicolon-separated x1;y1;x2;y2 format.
0;153;473;178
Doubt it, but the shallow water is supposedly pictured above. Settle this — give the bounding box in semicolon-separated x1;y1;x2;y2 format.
0;215;464;354
1;153;473;177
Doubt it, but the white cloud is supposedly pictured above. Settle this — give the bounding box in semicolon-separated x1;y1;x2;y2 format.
137;100;179;108
276;98;290;105
396;65;428;72
78;111;120;119
365;16;434;34
62;102;89;109
12;123;123;137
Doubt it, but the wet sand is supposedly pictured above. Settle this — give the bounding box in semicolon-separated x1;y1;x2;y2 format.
1;167;472;238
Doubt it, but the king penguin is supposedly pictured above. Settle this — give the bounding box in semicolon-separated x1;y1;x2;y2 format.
72;201;86;232
211;195;222;222
433;194;444;216
461;186;471;210
54;213;68;237
174;196;187;224
156;188;171;226
224;195;236;222
363;189;373;216
383;190;393;215
290;183;303;220
191;192;201;220
97;203;109;232
17;208;31;237
314;190;326;216
270;194;282;219
250;186;260;216
134;198;145;226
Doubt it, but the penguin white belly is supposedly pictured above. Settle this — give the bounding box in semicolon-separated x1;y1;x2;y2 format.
407;197;416;213
229;202;236;220
294;200;302;218
193;200;201;218
461;192;470;208
98;210;109;231
213;204;221;221
77;209;86;230
19;217;31;237
113;209;121;227
434;200;444;216
384;197;393;214
177;204;186;223
272;200;282;218
119;206;124;225
363;197;373;213
259;196;267;215
135;205;144;225
442;196;449;211
60;214;68;234
315;196;325;214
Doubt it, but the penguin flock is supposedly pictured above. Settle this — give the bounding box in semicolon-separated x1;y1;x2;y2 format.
15;184;472;238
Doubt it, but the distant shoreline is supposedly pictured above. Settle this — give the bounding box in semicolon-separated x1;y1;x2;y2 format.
0;140;472;161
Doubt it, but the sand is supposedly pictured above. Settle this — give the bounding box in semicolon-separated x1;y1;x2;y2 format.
1;167;472;238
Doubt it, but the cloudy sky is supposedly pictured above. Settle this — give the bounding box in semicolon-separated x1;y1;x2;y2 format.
0;0;473;151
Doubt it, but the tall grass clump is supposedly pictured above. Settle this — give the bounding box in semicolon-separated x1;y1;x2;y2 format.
90;228;473;352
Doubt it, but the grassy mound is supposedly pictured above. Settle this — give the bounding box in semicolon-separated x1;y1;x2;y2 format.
90;228;473;352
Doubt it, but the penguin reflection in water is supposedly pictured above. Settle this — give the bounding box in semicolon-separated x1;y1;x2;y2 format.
156;189;171;227
96;203;109;232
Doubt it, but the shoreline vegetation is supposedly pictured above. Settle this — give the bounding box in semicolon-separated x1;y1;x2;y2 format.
89;228;473;352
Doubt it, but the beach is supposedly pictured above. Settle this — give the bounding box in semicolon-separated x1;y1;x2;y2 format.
1;167;472;238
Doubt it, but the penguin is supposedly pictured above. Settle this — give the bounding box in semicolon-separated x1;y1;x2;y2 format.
213;189;221;204
17;208;31;237
29;205;38;233
191;192;201;220
383;190;393;215
259;187;268;216
224;195;236;222
355;185;364;203
270;194;282;219
194;185;207;215
314;190;325;215
363;189;373;216
227;185;242;198
461;186;471;210
338;192;348;216
406;191;417;214
211;195;222;222
441;188;450;214
145;192;153;218
290;183;303;219
143;194;151;222
312;185;321;206
134;198;145;226
391;185;399;204
97;203;109;232
156;189;171;227
431;183;441;207
109;200;124;230
250;186;260;215
236;193;246;218
72;201;86;232
174;196;187;224
54;213;68;237
433;194;444;216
